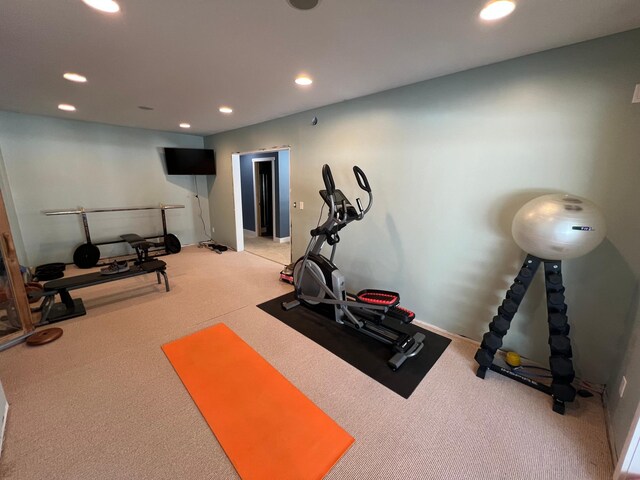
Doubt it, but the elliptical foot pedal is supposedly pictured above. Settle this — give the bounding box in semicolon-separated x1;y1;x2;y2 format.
387;332;425;371
388;352;407;371
356;289;399;307
387;305;416;324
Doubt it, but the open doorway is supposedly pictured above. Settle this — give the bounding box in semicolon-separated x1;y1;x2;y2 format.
231;149;291;266
253;157;275;238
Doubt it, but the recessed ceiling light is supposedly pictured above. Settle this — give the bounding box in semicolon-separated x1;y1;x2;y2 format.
179;123;191;129
63;72;87;83
219;106;233;114
82;0;120;14
287;0;320;10
58;104;76;112
479;0;516;21
295;75;313;86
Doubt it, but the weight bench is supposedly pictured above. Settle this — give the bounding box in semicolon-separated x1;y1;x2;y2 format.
32;259;170;325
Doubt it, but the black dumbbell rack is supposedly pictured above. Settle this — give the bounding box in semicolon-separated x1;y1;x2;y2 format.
474;254;576;414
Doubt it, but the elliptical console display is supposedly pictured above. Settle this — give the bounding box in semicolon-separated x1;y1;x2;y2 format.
282;164;425;371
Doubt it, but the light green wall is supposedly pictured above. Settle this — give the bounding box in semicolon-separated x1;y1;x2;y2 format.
0;111;209;266
206;29;640;450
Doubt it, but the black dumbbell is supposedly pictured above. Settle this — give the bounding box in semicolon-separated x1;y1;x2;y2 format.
549;335;572;357
546;272;563;287
499;298;518;316
548;313;570;334
549;356;575;381
475;348;494;368
507;283;526;302
482;331;503;353
548;292;566;307
517;267;533;281
489;315;511;336
552;382;576;402
498;307;515;320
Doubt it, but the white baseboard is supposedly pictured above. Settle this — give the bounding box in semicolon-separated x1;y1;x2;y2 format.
413;318;476;344
243;229;257;238
603;388;620;468
273;236;290;244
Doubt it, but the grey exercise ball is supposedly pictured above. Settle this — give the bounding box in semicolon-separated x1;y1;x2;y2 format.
511;193;606;260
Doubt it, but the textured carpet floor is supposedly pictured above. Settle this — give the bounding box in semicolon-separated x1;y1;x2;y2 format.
244;235;291;265
0;247;613;479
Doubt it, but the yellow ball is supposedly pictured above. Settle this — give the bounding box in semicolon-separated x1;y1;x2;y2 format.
505;351;521;367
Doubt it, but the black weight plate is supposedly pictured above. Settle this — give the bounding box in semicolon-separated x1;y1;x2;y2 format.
165;234;181;254
35;270;64;281
34;267;64;277
35;262;66;274
73;243;101;268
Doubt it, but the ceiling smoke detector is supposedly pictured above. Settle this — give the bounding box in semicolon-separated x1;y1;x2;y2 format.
287;0;319;11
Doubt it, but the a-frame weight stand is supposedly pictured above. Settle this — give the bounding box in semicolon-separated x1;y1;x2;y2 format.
474;254;576;414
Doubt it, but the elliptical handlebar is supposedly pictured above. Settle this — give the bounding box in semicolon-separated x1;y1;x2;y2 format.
313;164;373;244
353;166;371;193
322;164;336;195
353;165;373;219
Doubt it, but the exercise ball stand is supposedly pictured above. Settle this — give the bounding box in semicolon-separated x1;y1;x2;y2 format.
474;253;576;415
475;193;605;415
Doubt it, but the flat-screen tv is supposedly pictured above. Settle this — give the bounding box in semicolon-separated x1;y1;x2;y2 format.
164;148;216;175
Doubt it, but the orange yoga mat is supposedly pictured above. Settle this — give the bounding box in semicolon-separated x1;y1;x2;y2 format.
162;323;354;480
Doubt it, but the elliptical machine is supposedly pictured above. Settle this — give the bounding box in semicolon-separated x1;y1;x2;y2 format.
282;164;425;371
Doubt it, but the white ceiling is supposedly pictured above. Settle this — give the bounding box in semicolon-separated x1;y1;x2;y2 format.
1;0;639;136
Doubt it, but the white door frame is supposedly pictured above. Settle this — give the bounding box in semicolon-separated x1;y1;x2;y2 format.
231;153;244;252
252;157;276;240
615;400;640;479
231;147;291;253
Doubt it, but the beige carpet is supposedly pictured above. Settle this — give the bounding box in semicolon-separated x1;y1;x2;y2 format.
244;235;291;265
0;247;612;479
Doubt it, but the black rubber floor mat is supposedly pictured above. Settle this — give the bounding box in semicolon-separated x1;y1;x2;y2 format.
258;292;451;399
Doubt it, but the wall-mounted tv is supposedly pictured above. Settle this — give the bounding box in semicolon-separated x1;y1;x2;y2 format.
164;148;216;175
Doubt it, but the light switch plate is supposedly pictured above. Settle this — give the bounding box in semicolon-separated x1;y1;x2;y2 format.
620;376;628;397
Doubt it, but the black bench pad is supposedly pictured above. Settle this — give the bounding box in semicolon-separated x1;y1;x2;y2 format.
121;233;161;248
44;260;166;292
120;233;146;245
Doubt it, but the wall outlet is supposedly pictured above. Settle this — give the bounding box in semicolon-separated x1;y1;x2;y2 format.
633;84;640;104
211;226;215;233
620;376;628;397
